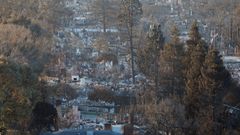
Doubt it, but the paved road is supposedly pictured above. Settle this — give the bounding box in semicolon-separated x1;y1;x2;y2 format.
42;130;122;135
42;130;85;135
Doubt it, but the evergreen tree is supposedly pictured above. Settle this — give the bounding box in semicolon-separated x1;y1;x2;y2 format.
0;60;40;130
137;24;164;92
198;47;231;134
201;48;230;105
183;42;206;135
183;21;206;75
188;21;202;44
184;43;206;118
160;25;185;97
170;25;181;45
182;22;208;135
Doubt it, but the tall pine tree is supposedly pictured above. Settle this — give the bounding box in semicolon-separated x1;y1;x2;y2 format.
137;24;164;93
183;21;207;75
184;43;206;118
183;22;207;135
160;25;185;97
198;47;231;134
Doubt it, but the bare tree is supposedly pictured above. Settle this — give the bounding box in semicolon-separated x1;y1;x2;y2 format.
118;0;143;83
90;0;119;33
